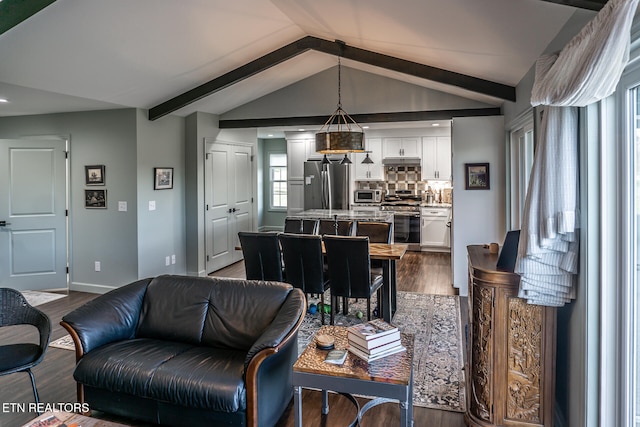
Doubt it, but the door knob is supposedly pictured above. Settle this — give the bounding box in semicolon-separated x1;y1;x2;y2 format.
228;208;233;213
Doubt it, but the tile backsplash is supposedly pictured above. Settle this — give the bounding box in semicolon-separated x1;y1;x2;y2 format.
355;165;451;196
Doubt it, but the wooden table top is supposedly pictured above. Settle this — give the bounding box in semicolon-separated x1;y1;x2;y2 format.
293;325;414;386
322;242;408;261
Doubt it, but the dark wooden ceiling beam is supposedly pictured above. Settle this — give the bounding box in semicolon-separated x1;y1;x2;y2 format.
537;0;607;11
0;0;58;35
218;108;502;129
148;38;314;120
304;37;515;104
149;36;515;121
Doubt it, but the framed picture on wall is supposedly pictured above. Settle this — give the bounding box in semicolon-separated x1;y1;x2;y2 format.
85;165;105;185
85;189;107;209
154;167;173;190
465;162;490;190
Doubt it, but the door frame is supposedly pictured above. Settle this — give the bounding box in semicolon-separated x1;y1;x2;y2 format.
203;138;257;274
3;135;71;291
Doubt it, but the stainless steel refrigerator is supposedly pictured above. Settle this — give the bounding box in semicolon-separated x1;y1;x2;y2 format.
303;160;350;210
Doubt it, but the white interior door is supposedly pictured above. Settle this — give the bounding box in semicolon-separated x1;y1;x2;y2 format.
205;141;253;273
0;139;68;291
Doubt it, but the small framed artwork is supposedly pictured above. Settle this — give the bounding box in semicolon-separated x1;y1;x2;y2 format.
85;165;105;186
154;167;174;190
465;162;490;190
85;189;107;209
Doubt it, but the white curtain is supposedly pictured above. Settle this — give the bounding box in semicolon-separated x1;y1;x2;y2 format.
515;0;639;306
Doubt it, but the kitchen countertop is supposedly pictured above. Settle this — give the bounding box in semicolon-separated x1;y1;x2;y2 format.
420;203;451;208
289;209;394;222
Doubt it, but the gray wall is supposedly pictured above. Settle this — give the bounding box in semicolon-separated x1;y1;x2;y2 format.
0;110;140;291
261;138;287;230
0;108;187;292
223;66;496;120
136;110;186;278
451;116;506;296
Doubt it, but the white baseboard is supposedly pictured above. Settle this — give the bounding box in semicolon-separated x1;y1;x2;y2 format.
70;282;118;294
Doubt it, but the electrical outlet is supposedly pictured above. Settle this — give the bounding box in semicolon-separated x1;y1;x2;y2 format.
171;254;176;264
165;256;170;266
94;261;101;272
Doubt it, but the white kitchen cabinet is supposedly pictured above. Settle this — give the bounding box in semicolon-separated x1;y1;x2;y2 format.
421;207;450;248
287;180;304;215
353;138;384;180
287;139;307;180
421;136;451;180
382;137;421;158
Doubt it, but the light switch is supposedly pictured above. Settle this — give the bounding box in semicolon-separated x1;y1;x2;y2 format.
149;201;156;211
118;201;127;212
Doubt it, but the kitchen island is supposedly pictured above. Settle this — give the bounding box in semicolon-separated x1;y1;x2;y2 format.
289;209;393;222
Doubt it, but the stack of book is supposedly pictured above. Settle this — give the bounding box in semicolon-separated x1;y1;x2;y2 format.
346;319;405;362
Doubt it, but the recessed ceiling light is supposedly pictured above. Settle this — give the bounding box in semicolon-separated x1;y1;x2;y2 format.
298;128;305;132
267;134;274;137
432;123;440;126
362;126;370;129
0;98;8;103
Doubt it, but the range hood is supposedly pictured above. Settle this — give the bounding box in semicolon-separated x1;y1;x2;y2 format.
382;157;421;166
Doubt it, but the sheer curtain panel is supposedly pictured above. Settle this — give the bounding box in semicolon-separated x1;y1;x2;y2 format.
515;0;640;306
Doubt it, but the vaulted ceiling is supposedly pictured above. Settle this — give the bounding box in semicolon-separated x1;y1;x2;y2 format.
0;0;605;123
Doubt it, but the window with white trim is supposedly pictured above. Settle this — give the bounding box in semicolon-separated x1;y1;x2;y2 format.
269;153;287;209
508;116;535;229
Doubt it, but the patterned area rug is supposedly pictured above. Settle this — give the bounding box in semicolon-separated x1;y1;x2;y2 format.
49;334;75;351
22;290;66;306
300;291;466;412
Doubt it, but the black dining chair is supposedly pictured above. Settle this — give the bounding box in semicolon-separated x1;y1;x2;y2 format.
283;218;319;235
318;219;354;236
323;235;384;325
278;233;330;324
356;221;393;244
0;288;52;411
356;221;393;274
238;231;284;281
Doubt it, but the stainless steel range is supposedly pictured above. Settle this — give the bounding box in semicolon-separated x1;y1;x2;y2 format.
381;191;422;250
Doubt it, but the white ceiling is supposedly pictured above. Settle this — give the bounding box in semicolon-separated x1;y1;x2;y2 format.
0;0;592;121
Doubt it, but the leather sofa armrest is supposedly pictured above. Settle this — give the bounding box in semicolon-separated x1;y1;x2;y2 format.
244;288;306;426
244;288;306;368
61;278;151;356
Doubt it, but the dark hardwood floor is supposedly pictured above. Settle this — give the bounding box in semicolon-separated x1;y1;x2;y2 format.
1;251;466;427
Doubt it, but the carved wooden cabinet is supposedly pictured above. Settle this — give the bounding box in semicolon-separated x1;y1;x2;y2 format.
465;245;556;427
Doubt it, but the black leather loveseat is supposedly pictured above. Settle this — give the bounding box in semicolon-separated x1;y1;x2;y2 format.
60;275;305;427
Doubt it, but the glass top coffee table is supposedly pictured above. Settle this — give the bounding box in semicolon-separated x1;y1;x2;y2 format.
293;325;414;427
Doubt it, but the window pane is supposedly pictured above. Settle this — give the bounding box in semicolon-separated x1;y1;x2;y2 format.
270;153;287;167
269;153;287;209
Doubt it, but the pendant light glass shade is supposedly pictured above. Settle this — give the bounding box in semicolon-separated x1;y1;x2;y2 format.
361;152;374;164
316;57;364;154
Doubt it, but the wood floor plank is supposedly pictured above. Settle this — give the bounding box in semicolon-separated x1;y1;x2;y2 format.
1;251;467;427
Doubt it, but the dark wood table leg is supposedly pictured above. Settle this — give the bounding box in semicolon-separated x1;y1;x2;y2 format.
381;260;392;322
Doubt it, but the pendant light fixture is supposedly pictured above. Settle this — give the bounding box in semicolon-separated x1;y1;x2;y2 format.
315;54;364;155
340;154;352;164
361;151;374;164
